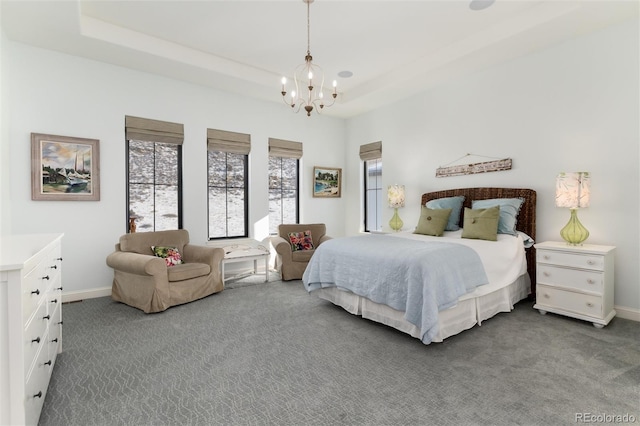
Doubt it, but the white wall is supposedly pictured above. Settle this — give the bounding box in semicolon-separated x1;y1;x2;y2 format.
0;17;10;236
3;17;639;315
344;19;639;313
3;41;346;296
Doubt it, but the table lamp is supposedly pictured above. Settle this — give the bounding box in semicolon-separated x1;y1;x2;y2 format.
555;172;590;245
388;184;405;232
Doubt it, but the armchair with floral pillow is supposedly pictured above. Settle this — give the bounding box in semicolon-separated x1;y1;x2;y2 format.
106;229;224;313
271;224;332;281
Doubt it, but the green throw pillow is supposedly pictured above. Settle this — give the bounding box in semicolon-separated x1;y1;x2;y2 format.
461;206;500;241
414;207;452;237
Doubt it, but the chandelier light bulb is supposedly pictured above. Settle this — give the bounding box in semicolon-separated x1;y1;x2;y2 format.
281;77;287;85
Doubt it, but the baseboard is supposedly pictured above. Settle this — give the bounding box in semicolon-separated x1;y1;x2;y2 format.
615;305;640;322
60;287;640;322
62;286;111;303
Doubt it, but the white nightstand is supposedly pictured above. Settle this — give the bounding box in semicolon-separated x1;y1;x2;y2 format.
533;241;616;328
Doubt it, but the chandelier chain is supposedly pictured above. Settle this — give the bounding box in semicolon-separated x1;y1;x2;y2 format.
306;0;311;56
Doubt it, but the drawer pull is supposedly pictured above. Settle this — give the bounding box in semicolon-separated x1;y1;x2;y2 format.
56;286;63;291
587;260;595;265
33;391;42;399
31;289;40;295
587;279;595;285
51;265;57;269
56;257;63;261
32;337;41;343
50;299;58;304
586;302;594;307
543;255;550;260
543;271;550;277
51;338;58;343
543;293;550;299
44;360;52;366
43;315;51;320
58;321;63;325
42;275;50;280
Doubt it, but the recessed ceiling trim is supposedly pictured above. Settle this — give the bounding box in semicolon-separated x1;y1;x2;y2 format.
78;14;279;87
344;1;581;104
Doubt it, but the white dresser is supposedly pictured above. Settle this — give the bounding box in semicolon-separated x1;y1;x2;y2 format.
0;234;63;426
534;241;615;328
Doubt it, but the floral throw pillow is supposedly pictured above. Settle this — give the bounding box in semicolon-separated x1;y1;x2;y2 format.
151;246;183;267
288;230;314;251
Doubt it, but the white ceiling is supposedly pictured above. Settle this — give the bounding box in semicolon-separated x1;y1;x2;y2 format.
2;1;637;118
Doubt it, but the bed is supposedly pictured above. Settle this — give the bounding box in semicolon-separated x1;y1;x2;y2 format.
302;187;537;344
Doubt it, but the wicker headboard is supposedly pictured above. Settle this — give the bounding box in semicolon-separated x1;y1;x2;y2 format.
421;187;537;297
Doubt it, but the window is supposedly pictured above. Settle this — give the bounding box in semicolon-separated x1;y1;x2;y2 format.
125;116;183;233
268;138;302;234
207;129;251;239
360;142;383;232
269;157;299;234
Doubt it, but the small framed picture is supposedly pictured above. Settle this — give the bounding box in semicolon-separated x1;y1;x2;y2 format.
31;133;100;201
313;166;341;198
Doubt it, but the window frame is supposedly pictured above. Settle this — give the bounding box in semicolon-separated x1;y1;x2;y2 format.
268;155;300;234
207;150;249;240
363;157;383;233
126;139;183;233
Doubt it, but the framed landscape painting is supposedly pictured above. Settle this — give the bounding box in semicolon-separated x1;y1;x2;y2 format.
31;133;100;201
313;166;341;198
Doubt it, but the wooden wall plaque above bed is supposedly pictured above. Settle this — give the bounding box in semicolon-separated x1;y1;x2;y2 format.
422;187;537;296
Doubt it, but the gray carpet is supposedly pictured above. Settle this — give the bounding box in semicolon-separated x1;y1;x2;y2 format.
40;278;639;426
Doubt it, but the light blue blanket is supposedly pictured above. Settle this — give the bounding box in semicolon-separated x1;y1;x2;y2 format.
302;234;488;344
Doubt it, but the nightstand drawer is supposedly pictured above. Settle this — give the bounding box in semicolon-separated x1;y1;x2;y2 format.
537;264;603;293
537;285;602;318
537;250;604;271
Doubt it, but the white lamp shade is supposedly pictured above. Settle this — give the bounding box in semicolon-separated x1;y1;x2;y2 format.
388;184;405;208
556;172;590;208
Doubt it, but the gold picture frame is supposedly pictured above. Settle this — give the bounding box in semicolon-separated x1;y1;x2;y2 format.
313;166;341;198
31;133;100;201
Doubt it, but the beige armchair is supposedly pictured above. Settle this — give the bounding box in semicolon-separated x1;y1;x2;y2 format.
271;224;331;281
106;229;224;313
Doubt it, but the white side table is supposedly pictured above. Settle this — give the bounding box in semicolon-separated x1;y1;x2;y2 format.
533;241;616;328
221;242;270;283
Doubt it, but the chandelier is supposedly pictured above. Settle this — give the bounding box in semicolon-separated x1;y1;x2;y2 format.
281;0;337;116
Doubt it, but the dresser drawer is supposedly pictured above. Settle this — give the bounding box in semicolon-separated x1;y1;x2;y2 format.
23;302;48;380
537;249;604;271
48;300;62;357
537;264;603;294
47;286;62;314
537;285;603;318
21;268;47;326
44;245;63;290
24;334;54;426
21;245;60;327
